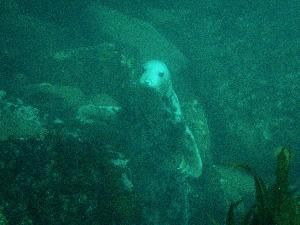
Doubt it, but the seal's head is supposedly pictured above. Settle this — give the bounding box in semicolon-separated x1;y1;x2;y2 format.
139;60;172;97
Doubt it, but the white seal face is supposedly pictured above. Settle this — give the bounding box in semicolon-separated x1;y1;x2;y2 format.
139;60;172;96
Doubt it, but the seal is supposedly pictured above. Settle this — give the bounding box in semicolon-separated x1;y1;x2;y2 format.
139;60;203;177
128;60;203;225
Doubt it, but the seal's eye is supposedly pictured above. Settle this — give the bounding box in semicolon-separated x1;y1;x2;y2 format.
158;72;164;77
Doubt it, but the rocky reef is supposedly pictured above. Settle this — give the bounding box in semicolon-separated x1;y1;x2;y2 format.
0;0;298;224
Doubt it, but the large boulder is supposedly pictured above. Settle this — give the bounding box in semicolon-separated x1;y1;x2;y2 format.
83;3;188;74
0;12;72;91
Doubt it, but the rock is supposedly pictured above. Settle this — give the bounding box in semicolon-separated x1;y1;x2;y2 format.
16;0;93;23
146;7;191;27
83;3;188;74
0;0;19;15
49;44;133;98
0;13;71;86
0;14;67;62
209;70;300;175
76;104;121;125
214;165;255;202
0;95;46;141
189;165;255;225
30;83;86;109
76;93;121;125
21;83;86;126
25;83;86;114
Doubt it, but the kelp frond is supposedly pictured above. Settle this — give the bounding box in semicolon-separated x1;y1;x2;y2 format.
216;146;300;225
226;199;243;225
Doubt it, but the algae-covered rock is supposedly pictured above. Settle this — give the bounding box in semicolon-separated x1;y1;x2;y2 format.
0;12;73;94
50;44;136;101
215;165;255;204
24;83;123;131
27;83;86;110
0;13;68;67
16;0;92;23
75;93;122;143
211;71;300;175
76;100;121;125
145;7;192;31
0;0;19;15
0;92;46;141
0;134;141;225
21;83;86;124
83;3;188;74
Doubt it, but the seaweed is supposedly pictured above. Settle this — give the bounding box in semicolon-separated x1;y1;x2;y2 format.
226;200;243;225
215;147;300;225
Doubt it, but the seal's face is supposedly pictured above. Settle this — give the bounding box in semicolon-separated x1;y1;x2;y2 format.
139;60;172;97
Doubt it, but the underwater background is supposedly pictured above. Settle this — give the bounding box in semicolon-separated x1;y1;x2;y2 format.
0;0;299;224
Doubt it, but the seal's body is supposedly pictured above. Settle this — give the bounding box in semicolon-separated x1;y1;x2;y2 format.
129;60;202;225
139;60;202;177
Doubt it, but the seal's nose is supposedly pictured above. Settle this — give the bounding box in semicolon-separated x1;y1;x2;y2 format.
145;80;151;85
143;79;152;86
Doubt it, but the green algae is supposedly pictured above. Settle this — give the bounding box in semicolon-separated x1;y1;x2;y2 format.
222;147;300;225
